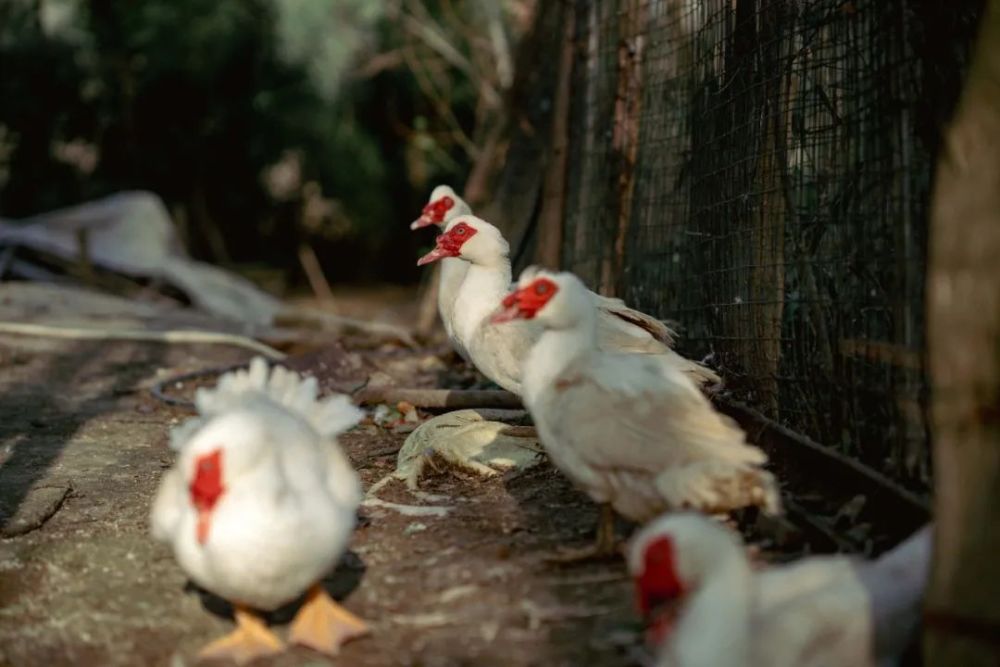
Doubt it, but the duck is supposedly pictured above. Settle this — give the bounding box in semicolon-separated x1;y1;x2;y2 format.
490;268;779;559
151;358;369;663
417;215;718;395
627;513;932;667
411;185;474;360
410;184;471;232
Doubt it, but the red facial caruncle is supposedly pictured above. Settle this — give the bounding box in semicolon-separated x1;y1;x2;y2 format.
490;277;559;323
636;535;686;646
189;449;225;545
416;221;478;266
412;195;455;230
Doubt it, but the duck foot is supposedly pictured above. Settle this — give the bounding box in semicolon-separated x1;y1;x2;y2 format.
545;504;622;564
197;606;284;664
289;584;369;656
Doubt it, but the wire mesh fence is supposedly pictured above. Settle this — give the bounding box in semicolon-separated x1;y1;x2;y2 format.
558;0;982;491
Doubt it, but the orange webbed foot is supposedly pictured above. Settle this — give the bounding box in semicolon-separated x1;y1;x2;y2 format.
197;606;284;664
288;585;370;656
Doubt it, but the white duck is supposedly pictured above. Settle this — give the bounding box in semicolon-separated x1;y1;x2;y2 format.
627;513;932;667
490;269;779;558
417;215;718;395
151;358;369;663
411;185;474;359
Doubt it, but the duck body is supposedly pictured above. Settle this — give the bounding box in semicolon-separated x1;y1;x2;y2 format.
628;514;932;667
154;400;359;609
522;311;777;521
499;270;777;522
750;555;874;667
151;358;369;662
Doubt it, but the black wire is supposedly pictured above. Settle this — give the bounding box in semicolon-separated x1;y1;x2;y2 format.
149;362;255;410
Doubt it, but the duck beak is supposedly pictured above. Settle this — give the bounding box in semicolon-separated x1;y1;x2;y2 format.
196;510;212;545
417;245;453;266
489;291;526;324
645;600;682;648
411;214;436;230
489;304;523;324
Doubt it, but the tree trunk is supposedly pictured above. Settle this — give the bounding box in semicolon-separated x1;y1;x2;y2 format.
533;1;576;270
924;1;1000;663
480;0;571;269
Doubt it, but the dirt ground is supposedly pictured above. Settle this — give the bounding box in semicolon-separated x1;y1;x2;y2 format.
0;328;657;667
0;282;926;667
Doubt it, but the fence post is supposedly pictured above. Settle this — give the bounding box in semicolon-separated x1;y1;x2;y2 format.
533;1;576;269
480;0;573;271
924;0;1000;663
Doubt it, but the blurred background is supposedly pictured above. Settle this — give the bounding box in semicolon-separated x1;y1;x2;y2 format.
0;0;985;494
0;0;533;288
0;2;998;662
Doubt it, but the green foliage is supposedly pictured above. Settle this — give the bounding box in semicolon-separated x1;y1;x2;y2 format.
0;1;94;214
0;0;437;283
0;0;507;284
272;0;385;101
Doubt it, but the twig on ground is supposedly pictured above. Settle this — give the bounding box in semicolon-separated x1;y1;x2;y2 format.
1;483;72;538
0;322;285;360
297;244;336;305
355;387;522;409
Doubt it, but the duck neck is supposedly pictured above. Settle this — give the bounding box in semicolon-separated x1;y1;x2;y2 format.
453;257;512;342
522;310;597;404
670;550;753;667
437;257;467;312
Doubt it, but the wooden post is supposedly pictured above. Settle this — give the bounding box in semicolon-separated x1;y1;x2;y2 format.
604;0;646;295
533;2;576;270
924;1;1000;663
483;0;572;269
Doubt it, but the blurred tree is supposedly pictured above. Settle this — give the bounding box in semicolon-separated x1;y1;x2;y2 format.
925;0;1000;663
0;0;94;215
0;0;531;286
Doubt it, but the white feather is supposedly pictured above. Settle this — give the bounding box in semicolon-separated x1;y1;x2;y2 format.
627;514;930;667
184;357;364;439
151;358;363;610
519;270;777;520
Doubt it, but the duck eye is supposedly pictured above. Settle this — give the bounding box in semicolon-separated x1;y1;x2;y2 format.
455;226;466;235
442;196;454;208
535;282;549;295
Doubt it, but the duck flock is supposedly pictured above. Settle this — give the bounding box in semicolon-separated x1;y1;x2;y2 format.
152;186;932;666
